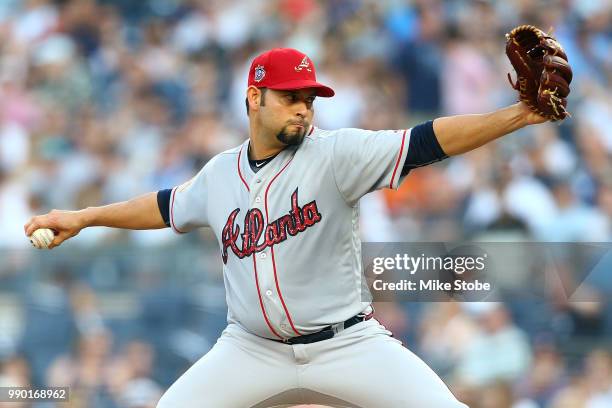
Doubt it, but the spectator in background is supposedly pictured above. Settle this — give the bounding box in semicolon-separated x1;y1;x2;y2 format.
441;24;497;116
477;381;515;408
0;355;31;408
535;179;610;241
392;0;444;116
419;302;479;376
46;330;115;408
455;303;532;386
550;349;612;408
0;168;34;248
108;340;162;408
515;342;569;407
18;266;77;387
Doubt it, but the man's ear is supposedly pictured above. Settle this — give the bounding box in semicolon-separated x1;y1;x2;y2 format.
247;86;263;112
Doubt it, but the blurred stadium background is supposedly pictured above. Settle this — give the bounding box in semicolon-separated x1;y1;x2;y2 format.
0;0;611;407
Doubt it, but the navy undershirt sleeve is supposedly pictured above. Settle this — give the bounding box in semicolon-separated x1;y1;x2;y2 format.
401;120;448;177
157;189;172;227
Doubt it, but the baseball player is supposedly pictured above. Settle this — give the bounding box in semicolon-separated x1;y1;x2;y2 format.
25;48;552;407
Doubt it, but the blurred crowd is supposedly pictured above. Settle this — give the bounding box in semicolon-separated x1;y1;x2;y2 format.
0;0;610;246
0;271;204;408
0;0;611;407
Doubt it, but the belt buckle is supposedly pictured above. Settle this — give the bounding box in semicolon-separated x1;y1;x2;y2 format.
331;321;345;335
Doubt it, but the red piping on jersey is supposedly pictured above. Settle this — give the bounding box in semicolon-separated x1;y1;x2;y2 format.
169;188;186;234
308;126;315;136
389;130;407;189
237;147;250;192
252;256;283;339
265;157;303;336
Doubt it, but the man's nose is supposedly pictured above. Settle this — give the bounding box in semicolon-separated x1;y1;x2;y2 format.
295;101;309;117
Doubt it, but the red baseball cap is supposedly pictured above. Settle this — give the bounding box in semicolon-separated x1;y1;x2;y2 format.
247;48;335;97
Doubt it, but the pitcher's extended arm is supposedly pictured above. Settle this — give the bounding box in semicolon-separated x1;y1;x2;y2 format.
24;192;166;249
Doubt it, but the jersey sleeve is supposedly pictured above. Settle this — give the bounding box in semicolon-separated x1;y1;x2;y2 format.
169;166;210;233
331;128;410;205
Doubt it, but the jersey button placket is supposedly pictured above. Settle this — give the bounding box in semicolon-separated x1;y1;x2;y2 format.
250;168;288;337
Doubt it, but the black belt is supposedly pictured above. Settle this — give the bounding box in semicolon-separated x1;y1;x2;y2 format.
275;309;374;345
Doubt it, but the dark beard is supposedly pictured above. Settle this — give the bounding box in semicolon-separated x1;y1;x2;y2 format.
276;125;307;146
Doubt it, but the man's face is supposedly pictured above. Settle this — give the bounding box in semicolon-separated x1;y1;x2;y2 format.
257;88;317;146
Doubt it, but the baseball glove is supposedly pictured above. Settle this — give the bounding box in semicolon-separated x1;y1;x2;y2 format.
505;25;572;121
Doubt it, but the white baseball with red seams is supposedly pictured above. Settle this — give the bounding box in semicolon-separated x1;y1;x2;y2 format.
156;125;469;407
29;228;55;249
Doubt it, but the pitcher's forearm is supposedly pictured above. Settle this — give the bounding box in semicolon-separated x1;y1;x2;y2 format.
433;103;530;156
81;192;167;230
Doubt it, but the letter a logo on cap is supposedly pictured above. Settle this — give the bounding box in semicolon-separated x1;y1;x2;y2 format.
294;56;312;72
254;65;266;82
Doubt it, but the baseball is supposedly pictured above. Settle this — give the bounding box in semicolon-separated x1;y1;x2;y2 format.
29;228;55;249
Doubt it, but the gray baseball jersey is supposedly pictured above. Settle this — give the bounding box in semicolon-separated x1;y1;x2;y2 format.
169;126;409;340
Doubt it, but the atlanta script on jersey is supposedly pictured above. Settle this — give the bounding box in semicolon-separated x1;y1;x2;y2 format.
221;189;322;264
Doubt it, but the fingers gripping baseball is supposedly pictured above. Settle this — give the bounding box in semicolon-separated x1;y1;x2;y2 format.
24;209;84;249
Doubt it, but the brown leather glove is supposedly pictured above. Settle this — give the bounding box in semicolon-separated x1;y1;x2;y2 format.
506;25;573;121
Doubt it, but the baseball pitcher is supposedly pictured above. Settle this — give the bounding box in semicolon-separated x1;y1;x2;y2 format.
25;29;571;408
